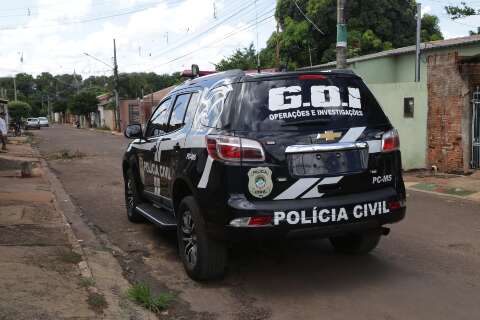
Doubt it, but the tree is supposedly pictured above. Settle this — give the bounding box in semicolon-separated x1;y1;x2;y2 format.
469;27;480;36
53;100;68;123
15;73;35;99
8;101;31;121
445;2;479;20
215;44;259;71
445;2;479;35
421;14;443;42
255;0;443;69
69;91;99;127
1;71;182;121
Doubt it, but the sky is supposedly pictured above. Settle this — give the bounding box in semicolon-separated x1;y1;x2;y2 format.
0;0;478;78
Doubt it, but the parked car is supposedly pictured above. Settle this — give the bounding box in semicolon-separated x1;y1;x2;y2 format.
38;117;49;127
25;118;40;130
122;70;407;280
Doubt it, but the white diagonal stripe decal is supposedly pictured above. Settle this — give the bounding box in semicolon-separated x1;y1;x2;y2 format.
274;178;320;200
367;140;382;153
340;126;366;142
301;190;324;199
319;176;344;185
197;156;214;188
301;176;344;199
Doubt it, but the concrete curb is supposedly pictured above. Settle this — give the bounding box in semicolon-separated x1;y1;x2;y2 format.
405;181;480;203
34;147;157;319
88;128;123;136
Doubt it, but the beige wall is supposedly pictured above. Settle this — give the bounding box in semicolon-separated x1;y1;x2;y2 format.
369;82;428;170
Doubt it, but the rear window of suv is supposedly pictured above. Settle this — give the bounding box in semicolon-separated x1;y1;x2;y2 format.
231;75;390;131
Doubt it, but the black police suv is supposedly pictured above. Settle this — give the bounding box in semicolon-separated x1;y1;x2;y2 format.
123;70;406;280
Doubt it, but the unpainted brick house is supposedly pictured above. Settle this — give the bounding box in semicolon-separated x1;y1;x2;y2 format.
427;53;480;173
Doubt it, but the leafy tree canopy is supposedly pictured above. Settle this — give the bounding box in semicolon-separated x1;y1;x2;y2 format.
217;0;444;70
69;91;99;116
52;100;68;114
445;2;479;35
8;101;31;120
215;44;259;71
421;14;443;42
445;2;479;19
0;71;181;117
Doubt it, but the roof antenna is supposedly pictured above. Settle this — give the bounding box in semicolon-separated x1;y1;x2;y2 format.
255;0;260;73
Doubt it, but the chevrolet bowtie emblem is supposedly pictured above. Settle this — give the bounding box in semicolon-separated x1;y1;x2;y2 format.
317;130;342;141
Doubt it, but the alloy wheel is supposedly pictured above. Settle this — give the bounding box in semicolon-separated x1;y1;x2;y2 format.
181;210;198;268
126;177;135;211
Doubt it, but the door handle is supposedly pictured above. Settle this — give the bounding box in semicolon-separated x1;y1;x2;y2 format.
161;137;171;141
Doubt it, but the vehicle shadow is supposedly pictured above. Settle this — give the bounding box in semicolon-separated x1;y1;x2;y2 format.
230;238;400;289
149;225;403;296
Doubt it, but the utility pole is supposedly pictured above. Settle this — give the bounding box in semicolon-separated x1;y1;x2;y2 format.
13;77;17;101
47;96;51;120
255;0;260;73
415;3;421;82
275;21;280;69
336;0;347;69
308;44;313;67
113;38;120;132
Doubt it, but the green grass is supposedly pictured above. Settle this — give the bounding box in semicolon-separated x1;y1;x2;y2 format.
127;283;174;313
79;277;96;288
96;125;112;131
87;292;108;313
58;250;82;264
412;183;476;197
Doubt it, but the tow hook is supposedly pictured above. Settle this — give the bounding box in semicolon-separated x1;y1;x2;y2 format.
381;227;391;236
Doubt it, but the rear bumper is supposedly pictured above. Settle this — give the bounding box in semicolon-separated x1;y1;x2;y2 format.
226;208;404;240
224;187;406;241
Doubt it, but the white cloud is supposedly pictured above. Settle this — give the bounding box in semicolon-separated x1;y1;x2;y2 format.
0;0;275;77
421;5;431;17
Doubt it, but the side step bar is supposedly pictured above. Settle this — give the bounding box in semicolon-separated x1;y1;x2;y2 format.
136;203;177;230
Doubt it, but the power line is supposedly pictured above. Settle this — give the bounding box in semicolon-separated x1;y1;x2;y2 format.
152;13;275;69
0;0;186;30
146;0;262;60
0;0;151;13
124;1;274;69
294;0;324;35
118;0;251;65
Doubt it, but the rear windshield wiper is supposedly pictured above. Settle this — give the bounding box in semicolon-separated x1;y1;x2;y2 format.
281;119;331;127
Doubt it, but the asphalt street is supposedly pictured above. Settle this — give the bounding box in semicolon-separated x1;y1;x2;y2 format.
34;125;480;320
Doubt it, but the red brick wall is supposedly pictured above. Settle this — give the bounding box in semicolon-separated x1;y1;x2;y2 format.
427;52;467;173
119;99;140;132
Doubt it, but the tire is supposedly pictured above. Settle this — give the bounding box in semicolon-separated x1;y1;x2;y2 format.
177;196;227;281
124;168;145;223
330;230;381;255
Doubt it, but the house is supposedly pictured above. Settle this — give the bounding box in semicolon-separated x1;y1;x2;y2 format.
302;35;480;172
118;86;174;132
96;93;116;130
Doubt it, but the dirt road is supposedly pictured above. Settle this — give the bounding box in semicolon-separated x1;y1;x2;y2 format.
34;125;480;320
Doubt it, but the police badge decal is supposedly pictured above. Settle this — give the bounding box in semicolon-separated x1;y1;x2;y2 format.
248;167;273;198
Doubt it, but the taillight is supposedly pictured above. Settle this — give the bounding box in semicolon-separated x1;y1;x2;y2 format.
229;215;272;227
298;74;327;81
206;135;265;162
381;129;400;152
388;200;406;210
